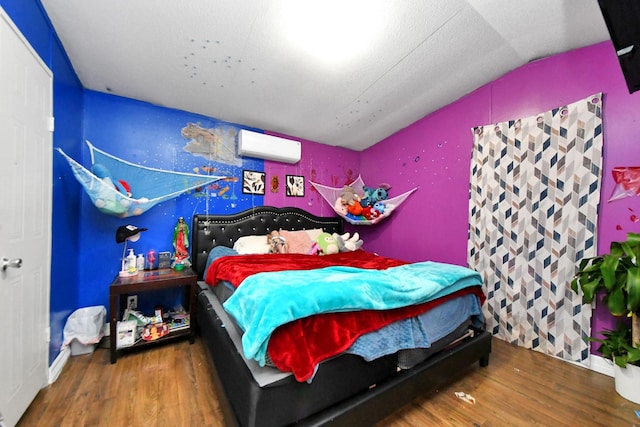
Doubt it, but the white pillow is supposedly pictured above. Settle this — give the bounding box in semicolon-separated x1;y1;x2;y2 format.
232;235;270;254
304;228;324;241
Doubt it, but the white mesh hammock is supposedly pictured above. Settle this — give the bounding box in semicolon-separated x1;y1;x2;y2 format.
57;141;227;217
310;175;417;225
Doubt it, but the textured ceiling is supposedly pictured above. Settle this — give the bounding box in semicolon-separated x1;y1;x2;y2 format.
40;0;611;151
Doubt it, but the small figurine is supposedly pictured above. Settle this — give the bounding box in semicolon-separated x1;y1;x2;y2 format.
172;217;191;267
267;230;288;254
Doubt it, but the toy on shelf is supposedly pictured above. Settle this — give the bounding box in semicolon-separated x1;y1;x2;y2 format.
172;217;191;269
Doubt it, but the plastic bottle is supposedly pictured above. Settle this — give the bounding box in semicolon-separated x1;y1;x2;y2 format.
136;254;144;272
127;249;137;274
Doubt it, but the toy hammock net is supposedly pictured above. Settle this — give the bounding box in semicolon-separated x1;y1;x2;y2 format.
310;175;417;225
57;141;226;217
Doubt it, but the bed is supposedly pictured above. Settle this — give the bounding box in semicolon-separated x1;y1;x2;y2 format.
191;206;492;427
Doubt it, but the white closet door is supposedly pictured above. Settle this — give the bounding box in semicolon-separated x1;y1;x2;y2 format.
0;6;53;427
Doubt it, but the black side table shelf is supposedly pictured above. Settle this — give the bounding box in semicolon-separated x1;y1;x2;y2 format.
109;267;197;363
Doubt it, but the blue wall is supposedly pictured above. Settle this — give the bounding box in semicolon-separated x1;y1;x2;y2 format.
78;91;265;311
1;0;357;366
0;0;84;364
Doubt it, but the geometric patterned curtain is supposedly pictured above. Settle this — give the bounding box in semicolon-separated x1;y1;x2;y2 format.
468;93;603;363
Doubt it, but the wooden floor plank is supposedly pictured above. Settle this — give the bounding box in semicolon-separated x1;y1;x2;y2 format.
17;337;640;426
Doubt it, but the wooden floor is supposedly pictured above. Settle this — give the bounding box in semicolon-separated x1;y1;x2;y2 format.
18;337;639;427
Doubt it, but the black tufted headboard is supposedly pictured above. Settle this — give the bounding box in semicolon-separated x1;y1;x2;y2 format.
191;206;344;280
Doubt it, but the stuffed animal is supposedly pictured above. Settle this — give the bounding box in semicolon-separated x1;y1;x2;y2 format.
267;230;288;254
347;200;364;216
118;180;132;197
311;232;339;255
338;185;360;207
93;164;130;196
381;202;396;215
332;232;363;252
372;201;386;215
361;183;391;208
334;197;348;215
364;205;382;220
91;163;130;214
345;212;365;222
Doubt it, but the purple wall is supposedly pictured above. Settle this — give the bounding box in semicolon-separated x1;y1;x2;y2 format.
263;133;360;217
361;41;640;344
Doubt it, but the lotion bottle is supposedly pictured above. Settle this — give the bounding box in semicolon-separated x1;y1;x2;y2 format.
136;254;144;272
127;249;137;274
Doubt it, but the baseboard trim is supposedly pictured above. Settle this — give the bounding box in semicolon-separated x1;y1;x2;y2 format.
48;346;70;384
588;353;614;377
549;352;613;378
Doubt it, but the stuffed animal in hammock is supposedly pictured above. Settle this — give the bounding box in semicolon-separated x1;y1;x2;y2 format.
338;185;359;206
361;206;380;220
91;163;131;215
360;183;391;208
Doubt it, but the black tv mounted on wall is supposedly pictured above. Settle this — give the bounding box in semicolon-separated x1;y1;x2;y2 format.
598;0;640;94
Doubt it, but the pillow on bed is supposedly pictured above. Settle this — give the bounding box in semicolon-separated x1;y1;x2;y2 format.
303;228;324;241
205;246;238;276
279;229;313;254
233;235;271;254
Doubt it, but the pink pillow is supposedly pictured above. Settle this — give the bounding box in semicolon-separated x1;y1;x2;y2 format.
279;229;313;254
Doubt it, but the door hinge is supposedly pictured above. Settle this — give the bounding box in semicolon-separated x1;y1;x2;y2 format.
47;116;55;132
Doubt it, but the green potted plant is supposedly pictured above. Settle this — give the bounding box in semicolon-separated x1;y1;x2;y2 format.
571;232;640;403
590;323;640;367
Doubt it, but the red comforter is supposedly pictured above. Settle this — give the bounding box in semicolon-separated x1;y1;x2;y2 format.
206;250;485;381
206;250;408;285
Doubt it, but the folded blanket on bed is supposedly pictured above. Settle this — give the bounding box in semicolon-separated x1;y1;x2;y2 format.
206;249;407;287
223;261;483;369
345;292;483;361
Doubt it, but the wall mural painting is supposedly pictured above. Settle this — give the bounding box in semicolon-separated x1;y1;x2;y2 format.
307;168;319;206
468;93;603;364
328;169;357;188
181;122;243;167
181;122;266;211
189;172;240;206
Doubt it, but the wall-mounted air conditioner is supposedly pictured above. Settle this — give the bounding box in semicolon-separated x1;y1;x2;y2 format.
238;129;301;164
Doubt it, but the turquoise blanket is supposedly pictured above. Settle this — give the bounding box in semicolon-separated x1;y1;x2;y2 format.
223;261;483;365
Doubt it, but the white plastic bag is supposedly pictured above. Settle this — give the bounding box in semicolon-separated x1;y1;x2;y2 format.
62;306;106;348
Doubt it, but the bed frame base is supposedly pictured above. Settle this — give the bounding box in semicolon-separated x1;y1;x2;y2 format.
200;309;491;427
300;331;491;426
